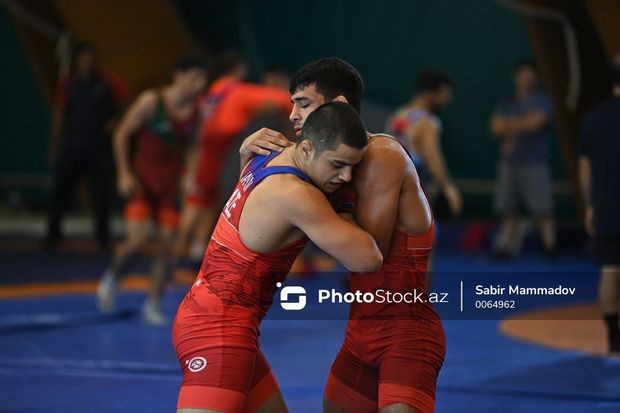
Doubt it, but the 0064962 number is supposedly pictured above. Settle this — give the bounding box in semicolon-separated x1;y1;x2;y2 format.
474;300;516;309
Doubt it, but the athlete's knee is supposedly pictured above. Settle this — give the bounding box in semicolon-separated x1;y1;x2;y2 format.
125;236;148;253
243;363;287;413
114;239;143;258
123;224;149;250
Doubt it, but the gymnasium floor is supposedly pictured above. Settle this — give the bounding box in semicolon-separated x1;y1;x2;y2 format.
1;227;619;412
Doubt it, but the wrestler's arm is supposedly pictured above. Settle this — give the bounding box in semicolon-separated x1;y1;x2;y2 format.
415;119;451;190
238;128;292;174
513;110;549;132
181;129;202;195
353;143;404;256
579;155;594;236
113;90;156;197
491;111;549;135
284;184;383;273
490;112;512;138
415;120;462;216
49;78;68;165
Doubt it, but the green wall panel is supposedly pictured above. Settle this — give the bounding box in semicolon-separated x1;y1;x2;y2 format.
178;0;564;182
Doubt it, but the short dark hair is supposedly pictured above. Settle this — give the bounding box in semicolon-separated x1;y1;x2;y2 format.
70;42;97;73
513;59;538;74
416;70;453;93
301;102;367;154
611;58;620;87
212;50;246;78
175;54;210;73
72;42;95;59
289;57;364;113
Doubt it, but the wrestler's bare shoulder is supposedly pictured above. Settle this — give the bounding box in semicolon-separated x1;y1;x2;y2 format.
367;132;409;159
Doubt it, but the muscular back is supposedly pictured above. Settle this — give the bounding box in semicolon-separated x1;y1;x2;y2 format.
354;134;432;256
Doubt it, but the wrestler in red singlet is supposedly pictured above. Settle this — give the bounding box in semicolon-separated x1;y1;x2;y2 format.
326;226;445;413
325;135;446;413
173;151;311;412
125;92;197;228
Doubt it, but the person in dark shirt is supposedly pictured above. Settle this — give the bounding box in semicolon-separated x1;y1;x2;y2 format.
579;57;620;355
45;42;130;250
489;61;556;259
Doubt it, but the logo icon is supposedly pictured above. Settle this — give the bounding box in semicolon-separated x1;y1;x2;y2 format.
278;282;307;310
186;356;207;372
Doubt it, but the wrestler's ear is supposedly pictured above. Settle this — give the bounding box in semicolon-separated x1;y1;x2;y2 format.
299;139;315;160
332;95;349;104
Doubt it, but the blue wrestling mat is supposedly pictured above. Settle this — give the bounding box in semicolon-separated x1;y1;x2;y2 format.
1;241;619;412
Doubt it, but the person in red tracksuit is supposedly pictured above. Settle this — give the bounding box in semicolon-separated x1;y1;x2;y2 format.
179;52;292;261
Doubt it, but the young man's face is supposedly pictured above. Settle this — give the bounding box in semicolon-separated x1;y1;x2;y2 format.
303;142;365;194
437;85;452;108
76;50;97;75
289;83;328;137
514;66;537;92
432;84;453;111
176;68;208;98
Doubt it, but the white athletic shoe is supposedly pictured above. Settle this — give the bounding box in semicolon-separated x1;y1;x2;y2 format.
96;269;117;313
142;301;169;326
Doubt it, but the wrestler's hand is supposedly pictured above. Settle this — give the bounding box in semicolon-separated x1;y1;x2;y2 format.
239;128;292;166
181;172;197;196
443;182;462;217
117;170;140;198
330;183;358;215
584;206;595;237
